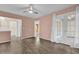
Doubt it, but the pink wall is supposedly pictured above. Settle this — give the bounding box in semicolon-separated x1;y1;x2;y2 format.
0;31;11;43
38;15;52;40
22;18;34;39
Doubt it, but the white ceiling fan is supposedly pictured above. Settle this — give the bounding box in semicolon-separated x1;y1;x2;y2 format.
22;4;39;14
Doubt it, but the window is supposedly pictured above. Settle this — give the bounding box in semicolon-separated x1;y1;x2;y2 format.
67;14;75;37
0;16;22;38
56;19;62;36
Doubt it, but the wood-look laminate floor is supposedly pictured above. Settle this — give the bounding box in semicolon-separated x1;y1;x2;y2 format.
0;37;79;54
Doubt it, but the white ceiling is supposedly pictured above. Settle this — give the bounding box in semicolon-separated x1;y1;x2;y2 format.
0;4;74;19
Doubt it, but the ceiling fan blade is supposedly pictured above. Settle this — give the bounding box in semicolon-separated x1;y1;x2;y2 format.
23;10;28;13
33;11;39;14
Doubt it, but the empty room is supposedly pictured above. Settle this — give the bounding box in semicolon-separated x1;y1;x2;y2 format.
0;4;79;54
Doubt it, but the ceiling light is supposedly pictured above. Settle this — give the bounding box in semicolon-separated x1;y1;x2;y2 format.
0;16;5;19
23;4;39;14
71;15;75;18
68;14;75;20
68;16;71;19
28;10;33;14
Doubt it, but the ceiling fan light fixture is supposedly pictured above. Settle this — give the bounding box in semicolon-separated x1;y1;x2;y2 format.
23;4;39;14
28;10;33;14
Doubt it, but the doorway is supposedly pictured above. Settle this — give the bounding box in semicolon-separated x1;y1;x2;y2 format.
34;20;40;45
34;20;40;38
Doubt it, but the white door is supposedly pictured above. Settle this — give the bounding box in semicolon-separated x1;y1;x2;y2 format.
9;20;22;40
